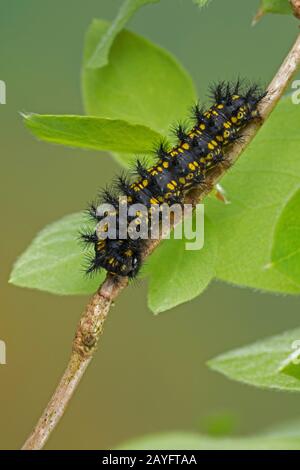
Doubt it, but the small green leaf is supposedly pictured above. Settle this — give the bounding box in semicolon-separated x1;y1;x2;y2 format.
145;216;218;314
87;0;160;69
208;328;300;392
261;0;292;14
271;189;300;286
23;114;161;154
253;0;292;24
206;98;300;295
9;213;103;295
118;428;300;450
83;20;197;134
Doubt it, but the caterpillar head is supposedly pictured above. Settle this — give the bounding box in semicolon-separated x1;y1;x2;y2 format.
239;85;267;122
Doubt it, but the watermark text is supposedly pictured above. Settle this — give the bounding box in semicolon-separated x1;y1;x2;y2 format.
95;201;205;251
0;80;6;104
0;340;6;365
291;80;300;104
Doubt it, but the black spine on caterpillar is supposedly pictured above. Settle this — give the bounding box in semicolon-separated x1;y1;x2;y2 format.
82;80;266;278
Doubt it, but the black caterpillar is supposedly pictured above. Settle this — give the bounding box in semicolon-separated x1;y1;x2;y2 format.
82;81;266;278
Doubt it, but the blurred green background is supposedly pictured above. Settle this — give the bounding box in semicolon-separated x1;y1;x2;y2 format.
1;0;300;450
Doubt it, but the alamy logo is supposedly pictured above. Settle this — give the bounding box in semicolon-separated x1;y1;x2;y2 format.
291;80;300;104
0;340;6;365
0;80;6;104
95;201;205;251
277;339;300;372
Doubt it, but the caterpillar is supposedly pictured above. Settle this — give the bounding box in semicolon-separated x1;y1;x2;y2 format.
81;81;266;278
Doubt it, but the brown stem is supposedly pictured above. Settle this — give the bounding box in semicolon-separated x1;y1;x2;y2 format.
22;276;128;450
290;0;300;20
22;32;300;450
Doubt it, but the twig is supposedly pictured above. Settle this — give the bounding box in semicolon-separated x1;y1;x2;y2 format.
22;32;300;450
290;0;300;20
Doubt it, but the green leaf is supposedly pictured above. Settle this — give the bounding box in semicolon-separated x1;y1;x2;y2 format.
83;20;197;135
118;429;300;450
253;0;292;24
208;328;300;392
271;189;300;285
260;0;292;14
145;216;218;314
87;0;160;69
206;98;300;294
23;113;161;154
9;213;103;295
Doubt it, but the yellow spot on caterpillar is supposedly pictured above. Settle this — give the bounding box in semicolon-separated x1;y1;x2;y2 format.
125;249;133;257
232;95;240;100
193;161;199;167
216;135;223;142
189;132;196;138
178;148;184;153
163;161;169;168
150;197;159;204
217;104;224;109
171;180;177;186
151;171;158;176
187;173;193;180
212;140;218;147
167;183;175;191
188;163;196;171
231;116;237;124
179;177;186;185
182;143;190;150
224;122;231;129
200;124;206;130
223;130;230;138
157;166;163;172
207;153;213;160
171;151;178;157
208;143;214;150
143;179;148;187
